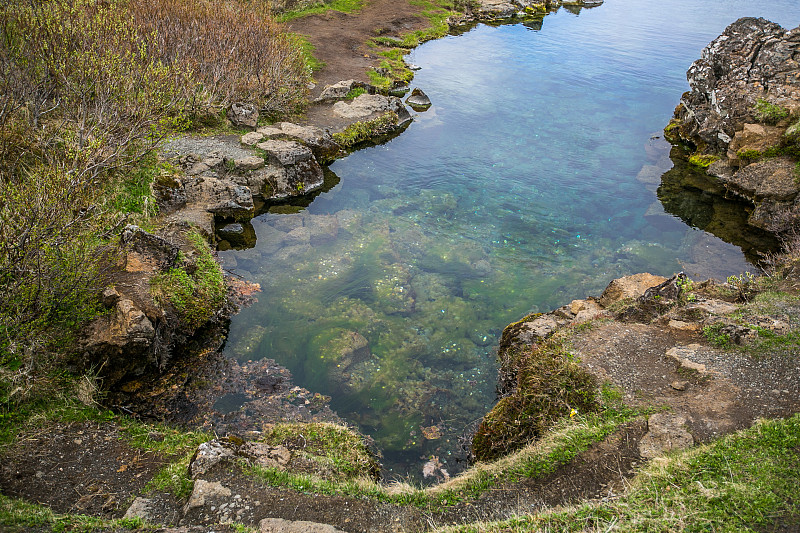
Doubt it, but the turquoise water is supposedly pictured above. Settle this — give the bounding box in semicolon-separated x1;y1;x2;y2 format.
221;0;800;480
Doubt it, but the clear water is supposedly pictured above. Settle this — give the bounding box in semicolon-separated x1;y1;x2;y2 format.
221;0;800;481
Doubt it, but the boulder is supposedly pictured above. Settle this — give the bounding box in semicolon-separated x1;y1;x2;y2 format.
333;93;412;125
227;102;259;130
315;79;370;102
475;0;519;18
184;176;255;220
673;18;800;155
598;273;668;307
276;122;340;162
665;18;800;235
638;413;694;459
78;298;156;387
406;88;432;109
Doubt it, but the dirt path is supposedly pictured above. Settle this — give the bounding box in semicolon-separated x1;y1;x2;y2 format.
287;0;430;96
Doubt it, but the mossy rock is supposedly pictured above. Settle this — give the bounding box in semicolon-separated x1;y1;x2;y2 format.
472;342;600;462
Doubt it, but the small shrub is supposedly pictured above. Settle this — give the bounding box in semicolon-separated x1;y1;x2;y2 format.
754;98;789;125
134;0;311;118
703;323;731;348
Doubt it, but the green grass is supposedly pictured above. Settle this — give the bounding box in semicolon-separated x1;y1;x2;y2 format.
0;493;149;532
118;418;212;498
260;422;379;480
344;87;367;100
438;413;800;532
291;34;326;73
277;0;364;22
243;399;641;510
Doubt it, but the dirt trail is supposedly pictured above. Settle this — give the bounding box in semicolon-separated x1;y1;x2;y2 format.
287;0;429;96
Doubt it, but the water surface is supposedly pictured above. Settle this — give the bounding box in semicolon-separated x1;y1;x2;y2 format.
221;0;800;480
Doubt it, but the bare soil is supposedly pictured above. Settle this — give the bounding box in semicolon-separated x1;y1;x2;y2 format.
287;0;429;97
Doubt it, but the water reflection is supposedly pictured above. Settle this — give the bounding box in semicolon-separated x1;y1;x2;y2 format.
657;149;781;264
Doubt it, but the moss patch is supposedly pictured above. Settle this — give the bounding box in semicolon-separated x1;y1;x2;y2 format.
150;231;226;330
260;422;380;480
332;112;400;149
472;337;601;462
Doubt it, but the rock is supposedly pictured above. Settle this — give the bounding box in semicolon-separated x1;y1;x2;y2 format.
183;479;232;513
315;79;369;102
260;518;346;533
726;123;785;163
670;380;688;391
673;18;800;155
227;102;259;130
666;344;708;374
101;287;121;308
121;225;180;270
189;440;237;479
684;298;738;317
257;139;314;166
79;297;156;386
332;93;411;125
406;88;432;109
639;413;694;458
305;214;340;245
235;155;265;171
668;320;699;332
241;131;265;146
475;0;519;18
250;141;325;199
123;497;153;521
276;122;340;162
217;222;257;249
598;273;668;307
666;18;800;236
238;442;292;469
717;156;799;202
184;176;255;220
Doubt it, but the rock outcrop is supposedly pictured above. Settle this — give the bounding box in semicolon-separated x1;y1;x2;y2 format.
666;17;800;234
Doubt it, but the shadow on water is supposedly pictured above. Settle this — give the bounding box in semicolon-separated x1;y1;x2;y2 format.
657;149;781;264
215;167;341;250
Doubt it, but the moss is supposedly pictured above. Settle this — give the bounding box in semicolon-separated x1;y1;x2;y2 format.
688;153;718;168
472;338;601;462
737;148;763;164
150;231;226;330
754;98;789;125
332;112;400;149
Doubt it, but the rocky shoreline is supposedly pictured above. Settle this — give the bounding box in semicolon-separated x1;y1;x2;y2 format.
666;17;800;235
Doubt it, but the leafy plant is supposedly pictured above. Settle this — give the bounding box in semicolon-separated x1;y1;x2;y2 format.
703;323;731;348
